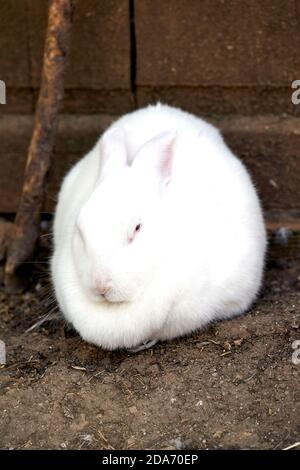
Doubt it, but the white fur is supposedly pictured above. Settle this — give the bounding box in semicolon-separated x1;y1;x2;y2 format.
51;103;266;350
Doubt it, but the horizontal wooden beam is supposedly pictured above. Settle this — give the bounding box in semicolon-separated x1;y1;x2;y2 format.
0;114;300;216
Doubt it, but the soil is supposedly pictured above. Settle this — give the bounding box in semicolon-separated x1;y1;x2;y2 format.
0;234;300;450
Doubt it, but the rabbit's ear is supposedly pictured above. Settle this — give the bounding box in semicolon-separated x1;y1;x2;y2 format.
133;130;177;188
99;127;128;180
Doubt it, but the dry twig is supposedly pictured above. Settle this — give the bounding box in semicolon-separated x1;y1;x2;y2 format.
5;0;74;291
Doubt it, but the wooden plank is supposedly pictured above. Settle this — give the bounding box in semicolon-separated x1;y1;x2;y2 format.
221;116;300;213
0;0;30;87
28;0;131;90
136;0;300;87
1;114;300;214
137;87;300;118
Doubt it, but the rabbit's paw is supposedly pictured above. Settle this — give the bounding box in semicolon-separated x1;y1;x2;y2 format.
127;338;158;353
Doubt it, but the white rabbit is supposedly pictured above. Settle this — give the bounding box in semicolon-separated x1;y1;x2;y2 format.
51;103;266;351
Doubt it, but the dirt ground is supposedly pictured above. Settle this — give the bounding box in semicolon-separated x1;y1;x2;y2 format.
0;233;300;450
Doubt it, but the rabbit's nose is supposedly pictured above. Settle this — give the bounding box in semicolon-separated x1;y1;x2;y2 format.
94;280;112;297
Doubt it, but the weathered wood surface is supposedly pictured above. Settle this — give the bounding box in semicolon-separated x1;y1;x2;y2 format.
135;0;300;116
0;1;299;216
0;0;132;114
1;114;300;215
0;1;299;115
4;0;74;288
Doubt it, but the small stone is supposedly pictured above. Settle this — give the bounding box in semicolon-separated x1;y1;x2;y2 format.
223;341;231;351
170;437;184;450
148;364;160;374
129;405;138;415
213;430;223;439
127;437;136;447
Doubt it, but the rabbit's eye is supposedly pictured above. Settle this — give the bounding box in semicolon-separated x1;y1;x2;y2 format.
128;223;142;243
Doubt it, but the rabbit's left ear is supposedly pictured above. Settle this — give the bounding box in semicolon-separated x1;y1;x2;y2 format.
99;127;128;180
133;130;177;189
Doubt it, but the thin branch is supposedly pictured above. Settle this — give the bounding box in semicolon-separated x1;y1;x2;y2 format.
5;0;74;290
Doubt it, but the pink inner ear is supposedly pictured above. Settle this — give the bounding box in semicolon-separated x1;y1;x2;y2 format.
153;130;177;187
160;140;175;185
132;130;177;187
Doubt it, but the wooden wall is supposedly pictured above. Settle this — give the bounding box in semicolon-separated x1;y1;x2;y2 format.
0;0;300;218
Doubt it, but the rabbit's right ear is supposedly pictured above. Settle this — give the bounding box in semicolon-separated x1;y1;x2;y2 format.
99;127;128;180
132;130;177;191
